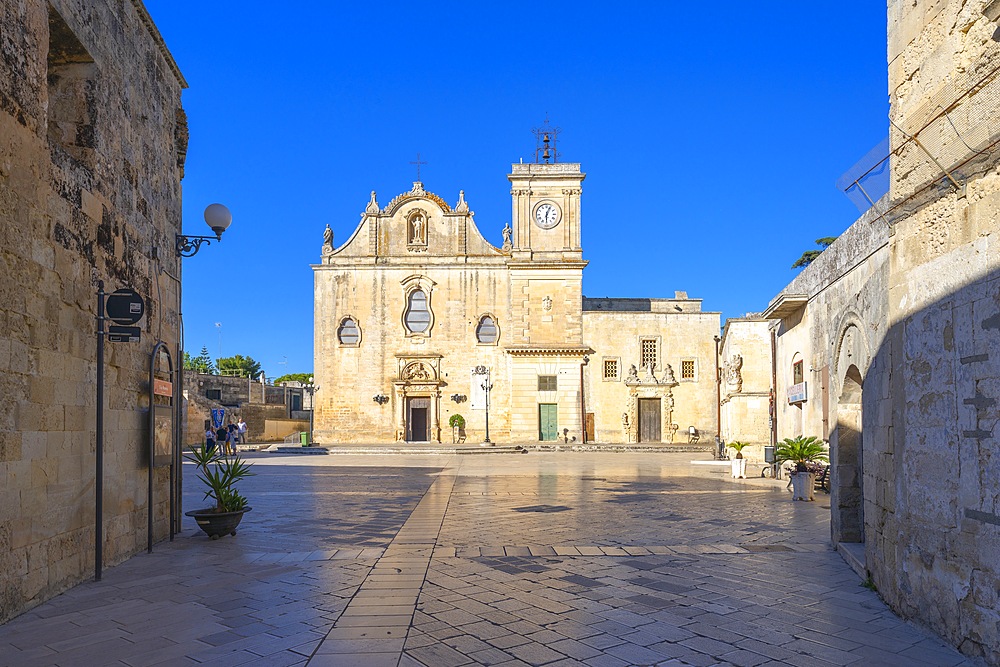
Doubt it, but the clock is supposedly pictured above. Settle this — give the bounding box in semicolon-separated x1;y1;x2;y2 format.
533;202;561;229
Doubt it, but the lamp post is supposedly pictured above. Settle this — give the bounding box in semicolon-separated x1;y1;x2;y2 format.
306;376;319;446
173;204;232;533
473;365;492;444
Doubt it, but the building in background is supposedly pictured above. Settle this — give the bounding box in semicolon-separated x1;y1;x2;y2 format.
313;162;721;445
0;0;187;622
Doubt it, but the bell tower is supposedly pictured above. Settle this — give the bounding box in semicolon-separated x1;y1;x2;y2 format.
508;124;585;262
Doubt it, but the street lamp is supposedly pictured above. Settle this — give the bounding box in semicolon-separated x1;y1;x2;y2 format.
175;203;232;257
306;376;319;446
473;365;492;444
171;204;232;541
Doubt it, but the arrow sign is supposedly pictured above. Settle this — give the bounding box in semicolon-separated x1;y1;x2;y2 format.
106;288;145;325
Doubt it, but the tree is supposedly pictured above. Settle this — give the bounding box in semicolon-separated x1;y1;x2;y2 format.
216;354;263;379
272;372;313;386
791;236;838;269
184;346;216;374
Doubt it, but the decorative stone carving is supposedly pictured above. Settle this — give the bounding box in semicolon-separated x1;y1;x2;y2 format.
625;364;639;384
384;181;451;213
455;190;469;213
322;224;334;256
643;362;657;383
661;363;676;385
401;362;433;381
621;413;630;440
542;296;553;312
366;190;379;215
501;223;512;252
724;353;743;392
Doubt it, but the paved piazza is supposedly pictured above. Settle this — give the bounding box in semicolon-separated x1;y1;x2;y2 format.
0;453;973;667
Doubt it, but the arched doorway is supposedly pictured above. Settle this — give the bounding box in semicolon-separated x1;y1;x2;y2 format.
832;364;864;544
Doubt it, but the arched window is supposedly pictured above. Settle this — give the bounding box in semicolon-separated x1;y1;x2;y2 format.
404;290;431;333
337;318;360;345
476;315;498;344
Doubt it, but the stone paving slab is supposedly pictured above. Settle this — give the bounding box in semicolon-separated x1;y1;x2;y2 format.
0;453;977;667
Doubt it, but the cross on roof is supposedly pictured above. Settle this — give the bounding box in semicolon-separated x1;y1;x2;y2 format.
410;153;427;181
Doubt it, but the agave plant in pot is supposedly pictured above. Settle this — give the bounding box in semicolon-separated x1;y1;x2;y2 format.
775;436;828;501
184;446;254;539
728;441;750;479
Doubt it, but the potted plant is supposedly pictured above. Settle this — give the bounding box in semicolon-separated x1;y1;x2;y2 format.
184;445;254;539
728;441;750;478
775;436;828;501
449;414;466;444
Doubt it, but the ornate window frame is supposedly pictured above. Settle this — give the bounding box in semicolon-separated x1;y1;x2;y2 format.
475;313;500;346
400;275;436;338
337;316;362;347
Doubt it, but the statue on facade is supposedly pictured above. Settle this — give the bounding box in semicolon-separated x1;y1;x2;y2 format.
501;223;512;252
725;353;743;392
322;224;334;255
410;214;425;243
625;364;639;383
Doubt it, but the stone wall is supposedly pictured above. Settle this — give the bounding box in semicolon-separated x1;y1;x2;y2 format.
882;1;1000;662
0;1;186;622
719;318;772;461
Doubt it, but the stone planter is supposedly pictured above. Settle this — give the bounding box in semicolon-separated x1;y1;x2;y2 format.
790;473;815;501
185;507;251;539
730;458;747;479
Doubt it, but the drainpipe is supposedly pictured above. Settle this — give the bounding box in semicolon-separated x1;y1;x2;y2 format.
770;326;778;447
713;335;721;443
580;355;589;444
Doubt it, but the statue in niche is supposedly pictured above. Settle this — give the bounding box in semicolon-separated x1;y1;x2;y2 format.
662;363;676;384
625;364;639;383
501;223;512;251
410;214;425;244
725;353;743;391
322;224;334;255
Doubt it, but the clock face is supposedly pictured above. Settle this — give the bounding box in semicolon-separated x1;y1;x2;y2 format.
534;202;561;229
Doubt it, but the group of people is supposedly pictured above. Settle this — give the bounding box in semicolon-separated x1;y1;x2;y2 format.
204;417;248;456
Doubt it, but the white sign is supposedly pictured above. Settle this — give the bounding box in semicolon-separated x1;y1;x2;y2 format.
787;382;808;404
470;368;489;410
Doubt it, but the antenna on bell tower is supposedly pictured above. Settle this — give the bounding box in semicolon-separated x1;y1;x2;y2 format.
532;115;561;164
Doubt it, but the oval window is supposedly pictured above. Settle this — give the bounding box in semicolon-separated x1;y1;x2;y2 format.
476;316;498;344
404;290;430;333
338;318;360;345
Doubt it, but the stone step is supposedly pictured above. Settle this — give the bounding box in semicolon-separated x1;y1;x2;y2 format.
264;443;716;456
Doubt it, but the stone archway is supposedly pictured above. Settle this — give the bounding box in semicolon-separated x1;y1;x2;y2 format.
832;364;864;544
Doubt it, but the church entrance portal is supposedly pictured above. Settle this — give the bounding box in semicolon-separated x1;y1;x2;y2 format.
407;397;430;442
638;398;661;442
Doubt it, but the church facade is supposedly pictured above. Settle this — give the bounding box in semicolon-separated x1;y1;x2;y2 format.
313;161;720;445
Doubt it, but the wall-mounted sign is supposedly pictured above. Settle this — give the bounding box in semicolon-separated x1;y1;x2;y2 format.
106;288;145;324
153;378;173;397
108;325;140;343
788;382;808;404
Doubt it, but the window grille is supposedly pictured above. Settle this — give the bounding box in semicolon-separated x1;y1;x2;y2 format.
538;375;557;391
641;339;657;369
603;359;619;380
681;359;695;379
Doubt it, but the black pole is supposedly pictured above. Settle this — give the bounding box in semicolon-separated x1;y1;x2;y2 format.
483;370;491;444
95;281;105;581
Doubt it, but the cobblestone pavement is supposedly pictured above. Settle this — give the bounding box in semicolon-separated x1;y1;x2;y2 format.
0;453;975;667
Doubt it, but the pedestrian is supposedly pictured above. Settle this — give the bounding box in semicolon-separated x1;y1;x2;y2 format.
227;423;239;453
205;423;216;455
217;426;229;456
237;417;247;445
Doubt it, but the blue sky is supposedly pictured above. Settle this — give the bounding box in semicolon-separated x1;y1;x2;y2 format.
144;1;889;379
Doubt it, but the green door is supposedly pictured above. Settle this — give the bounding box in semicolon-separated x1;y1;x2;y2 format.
539;403;558;441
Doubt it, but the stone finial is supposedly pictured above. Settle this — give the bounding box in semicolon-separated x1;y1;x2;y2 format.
366;191;379;215
455;190;469;213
